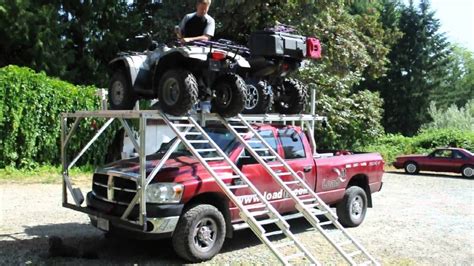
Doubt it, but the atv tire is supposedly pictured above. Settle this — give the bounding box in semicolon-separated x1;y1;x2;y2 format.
211;73;246;118
274;78;308;114
157;69;199;116
242;81;273;114
108;70;137;110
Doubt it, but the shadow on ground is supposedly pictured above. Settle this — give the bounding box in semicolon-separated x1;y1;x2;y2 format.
0;217;329;264
386;170;471;180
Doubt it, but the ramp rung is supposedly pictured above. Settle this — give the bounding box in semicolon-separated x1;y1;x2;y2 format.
305;203;320;208
258;218;279;226
204;157;224;161
211;166;232;170
348;250;362;257
220;175;241;180
310;209;329;216
284;180;300;185
248;140;261;143
228;184;248;189
318;220;334;226
274;241;295;249
337;240;353;247
269;164;284;168
184;132;201;135
284;252;305;261
250;210;269;216
245;203;266;210
195;148;216;152
174;124;194;127
261;156;276;160
253;148;269;152
238;133;248;136
264;230;283;237
301;198;316;203
231;125;248;129
188;140;209;144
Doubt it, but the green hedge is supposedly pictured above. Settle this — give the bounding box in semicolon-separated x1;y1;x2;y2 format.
362;128;474;164
0;65;116;168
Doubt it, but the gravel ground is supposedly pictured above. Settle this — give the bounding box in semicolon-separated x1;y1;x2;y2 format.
0;171;473;265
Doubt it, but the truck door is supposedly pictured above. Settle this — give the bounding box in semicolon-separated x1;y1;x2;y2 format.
276;127;315;213
236;129;287;211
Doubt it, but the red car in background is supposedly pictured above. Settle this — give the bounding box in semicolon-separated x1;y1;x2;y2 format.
393;148;474;178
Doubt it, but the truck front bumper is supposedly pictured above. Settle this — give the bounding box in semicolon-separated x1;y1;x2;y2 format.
86;192;183;238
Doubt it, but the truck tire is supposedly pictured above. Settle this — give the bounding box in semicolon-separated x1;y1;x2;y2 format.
211;73;246;117
404;161;419;174
158;69;199;116
242;81;273;114
461;165;473;178
172;204;226;262
274;78;308;114
336;186;367;227
108;70;137;110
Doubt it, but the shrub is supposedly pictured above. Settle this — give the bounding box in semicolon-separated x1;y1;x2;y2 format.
0;65;116;168
421;100;474;132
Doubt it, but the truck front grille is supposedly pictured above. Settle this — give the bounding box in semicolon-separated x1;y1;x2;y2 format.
92;173;137;205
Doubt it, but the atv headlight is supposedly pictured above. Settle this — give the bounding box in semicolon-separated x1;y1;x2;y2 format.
146;183;184;204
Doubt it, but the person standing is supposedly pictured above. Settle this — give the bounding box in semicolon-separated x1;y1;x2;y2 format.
176;0;215;43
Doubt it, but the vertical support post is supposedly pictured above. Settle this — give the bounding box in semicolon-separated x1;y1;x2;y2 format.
310;84;317;154
61;115;68;205
139;114;147;230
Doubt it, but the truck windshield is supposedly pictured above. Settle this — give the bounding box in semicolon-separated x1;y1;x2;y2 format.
157;127;239;158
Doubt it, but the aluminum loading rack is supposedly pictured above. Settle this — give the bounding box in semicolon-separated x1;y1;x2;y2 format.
61;108;378;265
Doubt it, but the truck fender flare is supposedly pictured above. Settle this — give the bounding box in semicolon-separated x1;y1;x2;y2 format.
109;55;147;87
182;192;233;238
346;174;372;208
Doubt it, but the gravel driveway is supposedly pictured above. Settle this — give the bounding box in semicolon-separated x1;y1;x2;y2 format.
1;172;473;265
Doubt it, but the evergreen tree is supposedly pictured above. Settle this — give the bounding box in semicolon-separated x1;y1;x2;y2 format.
358;0;451;136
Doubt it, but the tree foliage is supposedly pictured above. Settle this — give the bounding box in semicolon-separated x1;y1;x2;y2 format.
421;100;474;132
358;0;452;136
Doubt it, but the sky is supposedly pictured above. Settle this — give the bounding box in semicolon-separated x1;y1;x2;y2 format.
408;0;474;51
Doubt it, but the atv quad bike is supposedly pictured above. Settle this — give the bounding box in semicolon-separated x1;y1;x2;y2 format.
196;27;322;114
108;39;250;117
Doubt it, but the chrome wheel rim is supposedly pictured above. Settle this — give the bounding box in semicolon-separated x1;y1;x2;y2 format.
463;167;473;177
162;78;180;105
193;218;217;252
350;196;363;219
244;85;259;110
406;163;417;173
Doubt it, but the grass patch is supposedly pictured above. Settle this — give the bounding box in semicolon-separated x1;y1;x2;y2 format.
0;165;94;184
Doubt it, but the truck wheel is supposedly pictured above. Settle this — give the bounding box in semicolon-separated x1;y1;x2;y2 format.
158;69;199;116
172;204;226;262
461;165;473;178
242;81;273;114
211;73;246;118
404;162;419;174
336;186;367;227
274;78;308;114
108;70;137;110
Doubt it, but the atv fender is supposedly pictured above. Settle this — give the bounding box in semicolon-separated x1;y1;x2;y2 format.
160;46;250;68
109;54;148;87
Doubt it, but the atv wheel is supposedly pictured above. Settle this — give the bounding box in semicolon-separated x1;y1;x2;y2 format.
274;78;308;114
211;73;246;118
172;204;226;262
158;69;199;116
242;81;273;114
108;70;137;110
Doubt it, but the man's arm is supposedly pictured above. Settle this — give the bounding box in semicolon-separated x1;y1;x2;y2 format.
183;35;211;42
182;15;215;43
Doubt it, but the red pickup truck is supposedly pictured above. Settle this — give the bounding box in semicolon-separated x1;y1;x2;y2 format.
87;124;384;261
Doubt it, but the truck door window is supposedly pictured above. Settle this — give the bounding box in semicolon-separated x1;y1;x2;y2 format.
242;130;278;161
278;128;306;159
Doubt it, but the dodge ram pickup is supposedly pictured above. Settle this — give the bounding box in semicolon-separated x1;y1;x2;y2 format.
86;123;384;261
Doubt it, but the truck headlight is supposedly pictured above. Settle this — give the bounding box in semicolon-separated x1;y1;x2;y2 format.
146;183;184;204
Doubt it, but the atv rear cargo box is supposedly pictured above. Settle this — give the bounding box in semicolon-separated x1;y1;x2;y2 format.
249;31;306;58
